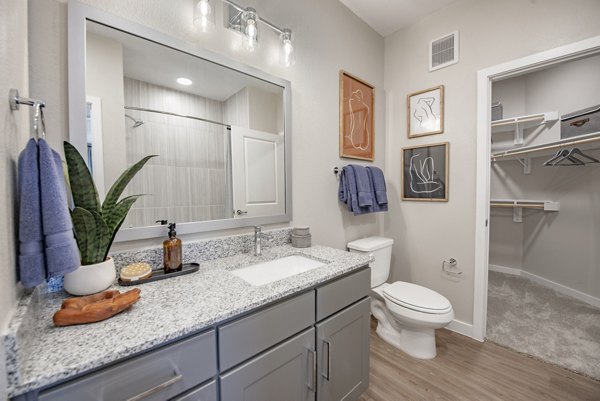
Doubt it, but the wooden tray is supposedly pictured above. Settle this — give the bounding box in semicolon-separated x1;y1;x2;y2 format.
118;263;199;286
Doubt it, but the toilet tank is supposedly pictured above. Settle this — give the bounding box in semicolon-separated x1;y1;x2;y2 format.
347;237;394;288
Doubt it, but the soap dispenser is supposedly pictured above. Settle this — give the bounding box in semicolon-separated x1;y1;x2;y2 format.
163;223;182;274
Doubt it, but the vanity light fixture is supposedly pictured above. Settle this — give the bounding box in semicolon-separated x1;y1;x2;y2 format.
176;77;193;86
192;0;296;66
279;28;295;67
241;7;258;51
193;0;215;32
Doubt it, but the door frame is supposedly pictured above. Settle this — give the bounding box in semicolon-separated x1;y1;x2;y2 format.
472;35;600;341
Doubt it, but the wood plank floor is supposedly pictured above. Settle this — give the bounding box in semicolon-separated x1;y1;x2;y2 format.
359;319;600;401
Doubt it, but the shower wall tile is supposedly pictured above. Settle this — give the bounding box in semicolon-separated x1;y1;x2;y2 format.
123;78;230;226
210;205;227;220
209;169;226;205
190;206;211;221
190;168;210;205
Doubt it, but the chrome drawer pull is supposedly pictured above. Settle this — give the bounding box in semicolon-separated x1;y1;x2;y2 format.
321;340;331;381
126;372;183;401
307;348;317;392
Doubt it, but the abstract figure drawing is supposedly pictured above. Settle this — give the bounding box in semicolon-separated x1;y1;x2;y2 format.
346;89;370;151
409;153;442;194
412;97;438;131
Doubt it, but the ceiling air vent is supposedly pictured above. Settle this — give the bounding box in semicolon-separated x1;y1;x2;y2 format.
429;31;459;72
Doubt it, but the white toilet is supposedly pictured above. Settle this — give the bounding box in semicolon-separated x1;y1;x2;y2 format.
347;237;454;359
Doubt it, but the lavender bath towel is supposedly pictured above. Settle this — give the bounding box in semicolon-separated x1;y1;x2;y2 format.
366;166;388;206
339;166;358;213
38;139;80;277
18;139;46;288
366;168;388;213
350;165;373;207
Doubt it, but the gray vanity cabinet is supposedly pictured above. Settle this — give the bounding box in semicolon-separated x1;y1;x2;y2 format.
14;267;371;401
220;328;316;401
316;298;371;401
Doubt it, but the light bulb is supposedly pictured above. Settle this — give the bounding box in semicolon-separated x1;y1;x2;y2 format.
194;0;214;33
245;20;257;39
279;29;295;67
198;0;210;17
242;8;259;52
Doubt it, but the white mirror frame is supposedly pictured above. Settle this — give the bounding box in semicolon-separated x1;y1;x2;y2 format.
68;0;292;242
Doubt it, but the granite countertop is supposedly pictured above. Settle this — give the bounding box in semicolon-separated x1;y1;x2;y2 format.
4;244;372;397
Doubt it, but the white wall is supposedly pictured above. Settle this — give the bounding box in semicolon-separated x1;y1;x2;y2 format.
0;0;29;398
85;32;128;191
384;0;600;324
28;0;385;252
247;86;282;134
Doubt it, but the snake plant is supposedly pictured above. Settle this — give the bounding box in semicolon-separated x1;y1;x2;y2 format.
64;141;156;265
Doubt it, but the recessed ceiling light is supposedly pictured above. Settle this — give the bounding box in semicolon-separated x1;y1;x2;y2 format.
176;77;193;86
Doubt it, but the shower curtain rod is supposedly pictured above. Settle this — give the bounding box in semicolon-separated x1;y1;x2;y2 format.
124;106;231;128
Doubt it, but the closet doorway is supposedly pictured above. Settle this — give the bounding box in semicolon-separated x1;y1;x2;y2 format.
473;36;600;379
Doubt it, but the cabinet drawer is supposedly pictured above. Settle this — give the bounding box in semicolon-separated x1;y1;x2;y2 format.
220;328;316;401
38;330;216;401
172;380;217;401
316;267;370;321
219;291;314;371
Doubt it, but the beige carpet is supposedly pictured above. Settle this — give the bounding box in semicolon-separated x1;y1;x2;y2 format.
487;271;600;380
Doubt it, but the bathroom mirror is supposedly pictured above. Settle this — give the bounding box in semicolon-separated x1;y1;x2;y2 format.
68;2;291;241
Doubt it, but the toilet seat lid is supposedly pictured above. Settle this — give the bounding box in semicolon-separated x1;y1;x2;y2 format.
383;282;452;314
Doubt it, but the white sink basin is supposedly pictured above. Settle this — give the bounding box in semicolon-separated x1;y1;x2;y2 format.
231;255;326;286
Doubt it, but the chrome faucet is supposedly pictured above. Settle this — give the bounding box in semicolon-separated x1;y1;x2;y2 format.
254;226;262;256
253;226;273;256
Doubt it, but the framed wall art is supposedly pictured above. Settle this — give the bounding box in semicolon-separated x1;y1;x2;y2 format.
407;85;444;138
339;70;375;161
402;142;449;201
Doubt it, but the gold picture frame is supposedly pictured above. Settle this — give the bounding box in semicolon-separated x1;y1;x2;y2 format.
339;70;375;161
407;85;444;138
401;142;449;202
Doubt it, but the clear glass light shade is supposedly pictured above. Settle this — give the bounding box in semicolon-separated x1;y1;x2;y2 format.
193;0;215;33
242;8;259;52
279;29;295;67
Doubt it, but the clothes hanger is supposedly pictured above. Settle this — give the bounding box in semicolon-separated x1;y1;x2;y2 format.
544;148;585;166
543;149;567;166
569;147;599;164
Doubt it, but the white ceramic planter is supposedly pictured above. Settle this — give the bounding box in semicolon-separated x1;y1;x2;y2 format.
64;257;116;296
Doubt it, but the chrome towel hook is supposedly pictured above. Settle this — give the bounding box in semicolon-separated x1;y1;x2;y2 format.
9;88;45;111
9;89;47;139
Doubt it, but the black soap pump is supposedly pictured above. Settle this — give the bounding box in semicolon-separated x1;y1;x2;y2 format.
163;223;182;274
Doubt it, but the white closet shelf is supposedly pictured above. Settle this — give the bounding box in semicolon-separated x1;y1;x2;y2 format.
491;111;558;146
491;111;558;134
490;199;560;211
490;199;559;222
491;131;600;162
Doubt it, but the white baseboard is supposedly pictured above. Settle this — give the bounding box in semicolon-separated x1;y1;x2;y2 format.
446;319;474;339
489;264;522;276
489;264;600;309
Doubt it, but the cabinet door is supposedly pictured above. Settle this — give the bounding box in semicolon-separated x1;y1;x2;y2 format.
316;298;370;401
220;328;316;401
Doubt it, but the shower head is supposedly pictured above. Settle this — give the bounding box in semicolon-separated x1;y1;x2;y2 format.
124;114;144;128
